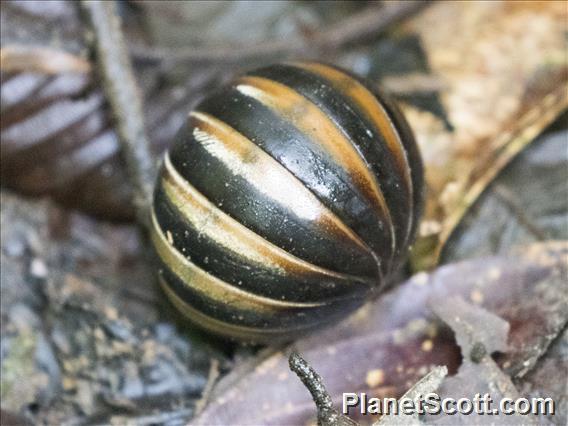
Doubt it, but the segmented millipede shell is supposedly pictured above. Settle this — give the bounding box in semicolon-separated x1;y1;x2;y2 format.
151;62;424;342
0;69;135;219
0;67;193;220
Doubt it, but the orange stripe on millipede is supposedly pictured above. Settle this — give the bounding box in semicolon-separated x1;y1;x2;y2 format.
234;75;396;255
161;152;374;284
291;62;414;247
151;210;323;312
188;111;378;264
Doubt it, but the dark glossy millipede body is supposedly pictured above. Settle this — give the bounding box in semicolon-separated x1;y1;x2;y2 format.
151;62;424;342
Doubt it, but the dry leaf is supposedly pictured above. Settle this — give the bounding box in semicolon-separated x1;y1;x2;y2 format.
401;1;567;268
193;242;567;425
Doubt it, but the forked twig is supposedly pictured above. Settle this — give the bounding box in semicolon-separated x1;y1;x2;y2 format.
194;358;221;416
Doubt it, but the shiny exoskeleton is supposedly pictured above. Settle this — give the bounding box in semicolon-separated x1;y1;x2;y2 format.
151;62;424;342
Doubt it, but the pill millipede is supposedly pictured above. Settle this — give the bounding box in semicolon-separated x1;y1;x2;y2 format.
151;61;424;342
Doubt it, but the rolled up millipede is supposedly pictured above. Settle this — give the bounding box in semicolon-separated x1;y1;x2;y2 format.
151;62;424;342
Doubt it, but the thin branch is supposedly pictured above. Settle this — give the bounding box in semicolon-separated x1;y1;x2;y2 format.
80;0;155;228
493;184;547;241
194;358;221;416
289;352;333;412
289;352;358;426
131;1;428;65
381;72;446;95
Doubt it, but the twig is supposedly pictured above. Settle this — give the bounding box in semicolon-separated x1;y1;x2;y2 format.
80;0;155;228
194;358;220;416
131;1;428;65
493;184;547;241
289;352;357;426
289;352;333;413
381;73;446;95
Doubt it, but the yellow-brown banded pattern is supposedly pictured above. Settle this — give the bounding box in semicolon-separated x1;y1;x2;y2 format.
151;62;424;342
